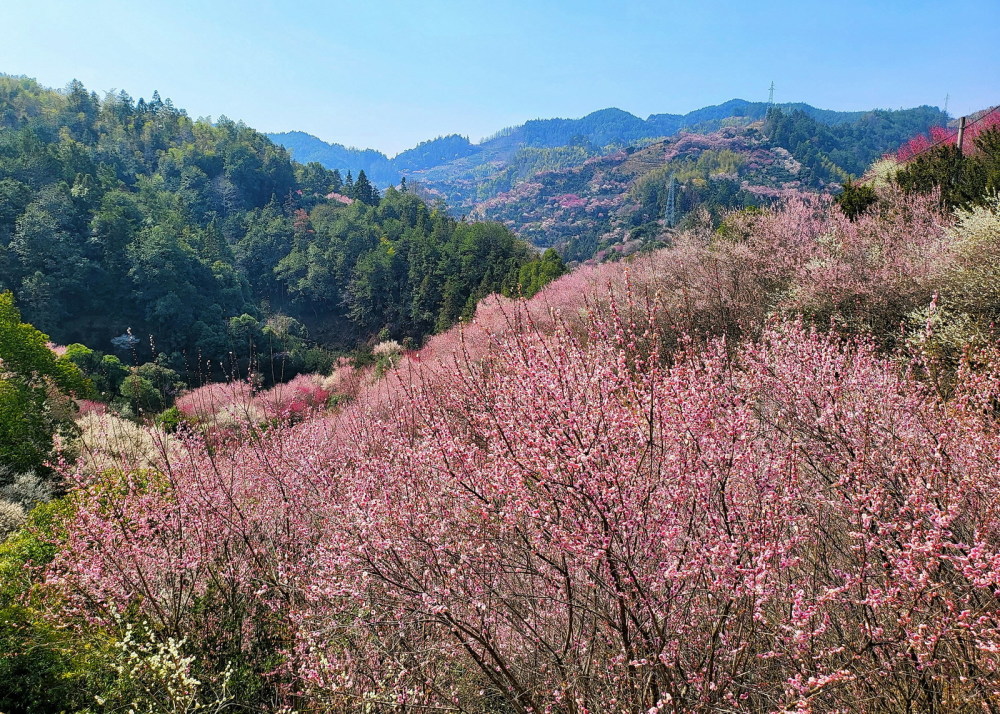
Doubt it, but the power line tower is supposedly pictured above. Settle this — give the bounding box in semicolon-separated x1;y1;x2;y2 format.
664;174;677;228
768;81;775;106
944;93;950;116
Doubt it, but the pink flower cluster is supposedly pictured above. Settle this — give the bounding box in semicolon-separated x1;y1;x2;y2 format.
75;399;107;416
553;193;587;209
255;372;331;421
663;131;743;162
174;380;254;421
172;373;338;432
896;108;1000;162
48;304;1000;712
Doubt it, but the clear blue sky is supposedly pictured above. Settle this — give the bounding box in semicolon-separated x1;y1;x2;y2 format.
1;0;997;156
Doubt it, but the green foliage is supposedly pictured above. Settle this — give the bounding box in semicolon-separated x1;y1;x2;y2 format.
64;344;130;400
154;405;184;432
278;187;543;340
475;145;593;200
0;498;106;714
835;180;878;220
351;169;379;205
81;622;237;714
119;374;163;414
765;106;948;185
0;292;90;472
301;347;339;374
894;130;1000;210
0;75;552;374
517;248;567;297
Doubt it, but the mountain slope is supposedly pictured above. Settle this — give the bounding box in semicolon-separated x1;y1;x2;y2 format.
471;124;804;261
0;75;558;373
269;100;946;184
266;101;951;266
265;130;397;185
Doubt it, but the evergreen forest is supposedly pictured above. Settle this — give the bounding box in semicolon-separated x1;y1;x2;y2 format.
0;75;561;382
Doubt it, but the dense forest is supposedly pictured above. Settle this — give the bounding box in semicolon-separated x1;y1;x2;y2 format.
0;75;561;381
763;105;949;182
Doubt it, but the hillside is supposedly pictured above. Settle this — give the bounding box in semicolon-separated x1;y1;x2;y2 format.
469;101;960;262
264;130;398;185
0;75;559;387
8;145;1000;709
268;99;913;184
270;101;948;261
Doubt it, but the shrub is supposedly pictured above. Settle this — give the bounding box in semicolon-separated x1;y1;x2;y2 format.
0;470;52;511
42;305;1000;712
0;500;25;541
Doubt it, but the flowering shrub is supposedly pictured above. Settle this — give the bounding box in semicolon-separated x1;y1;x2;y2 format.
0;469;52;511
0;500;25;541
44;296;1000;713
75;412;180;474
320;357;371;405
93;622;234;714
75;399;107;416
37;178;1000;711
256;373;331;421
896;108;1000;162
553;193;587;209
324;191;354;205
174;381;255;422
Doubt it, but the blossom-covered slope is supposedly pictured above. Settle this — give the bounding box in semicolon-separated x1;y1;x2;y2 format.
16;165;1000;711
469;124;812;261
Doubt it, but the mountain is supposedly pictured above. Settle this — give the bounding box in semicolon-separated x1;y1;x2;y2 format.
469;104;958;262
269;100;944;178
268;101;947;220
470;124;798;262
0;75;560;382
392;134;477;172
647;98;871;133
265;130;397;185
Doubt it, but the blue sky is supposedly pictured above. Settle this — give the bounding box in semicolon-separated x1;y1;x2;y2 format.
1;0;997;156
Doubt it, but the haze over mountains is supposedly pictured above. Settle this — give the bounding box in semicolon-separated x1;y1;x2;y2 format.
267;98;945;188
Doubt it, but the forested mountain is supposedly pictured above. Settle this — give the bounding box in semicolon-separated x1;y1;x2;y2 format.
0;75;557;380
470;105;955;261
269;99;925;181
268;101;946;200
269;102;947;258
264;130;398;185
392;133;477;172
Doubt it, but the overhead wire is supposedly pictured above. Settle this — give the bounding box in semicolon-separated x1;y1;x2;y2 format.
854;105;1000;183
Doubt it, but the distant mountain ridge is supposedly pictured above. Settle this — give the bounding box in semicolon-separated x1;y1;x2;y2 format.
264;131;397;185
267;99;929;184
269;99;947;240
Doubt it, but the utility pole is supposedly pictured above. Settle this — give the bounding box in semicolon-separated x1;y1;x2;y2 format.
956;116;967;155
665;174;677;228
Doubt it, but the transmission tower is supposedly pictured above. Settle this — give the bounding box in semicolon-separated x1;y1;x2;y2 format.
665;174;677;228
944;93;950;116
768;81;775;106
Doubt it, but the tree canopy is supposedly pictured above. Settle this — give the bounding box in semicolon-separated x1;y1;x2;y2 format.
0;75;560;379
0;291;90;473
